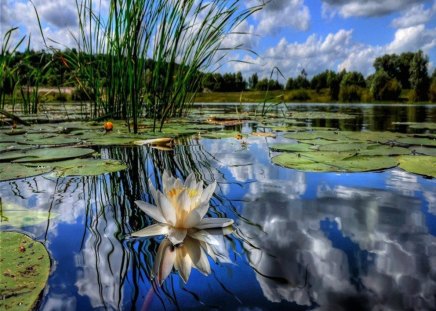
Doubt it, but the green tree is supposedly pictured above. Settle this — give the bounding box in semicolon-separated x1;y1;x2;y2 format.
339;71;365;102
370;70;402;101
285;77;295;90
310;70;329;92
409;50;430;101
429;69;436;103
248;73;258;89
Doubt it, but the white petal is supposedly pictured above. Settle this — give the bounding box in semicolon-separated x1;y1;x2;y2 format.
168;228;187;245
200;241;231;264
130;223;169;237
195;180;204;193
148;179;158;203
153;239;176;285
157;191;176;225
199;181;216;205
185;237;211;275
184;172;196;189
177;189;191;213
183;204;206;228
134;200;166;223
189;230;220;245
174;246;192;283
195;218;234;230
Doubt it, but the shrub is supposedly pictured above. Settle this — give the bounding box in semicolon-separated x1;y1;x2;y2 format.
371;70;402;101
429;80;436;103
339;85;362;102
290;90;310;101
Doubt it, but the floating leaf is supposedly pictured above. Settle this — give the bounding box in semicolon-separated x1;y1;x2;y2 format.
288;111;355;120
20;133;80;145
359;145;410;156
12;147;95;163
410;146;436;156
34;159;128;177
272;152;398;172
0;202;58;227
284;131;341;141
0;232;50;311
269;143;314;153
395;137;436;147
398;155;436;178
0;163;52;181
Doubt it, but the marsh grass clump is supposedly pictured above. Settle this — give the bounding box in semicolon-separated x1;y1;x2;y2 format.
64;0;263;133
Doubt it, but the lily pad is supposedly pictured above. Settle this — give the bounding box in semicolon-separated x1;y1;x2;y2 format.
0;202;58;227
395;137;436;147
410;146;436;156
398;155;436;178
12;147;95;163
284;131;341;141
31;159;128;177
289;111;355;120
272;152;398;172
269;143;314;153
0;231;50;311
0;163;52;181
20;133;80;145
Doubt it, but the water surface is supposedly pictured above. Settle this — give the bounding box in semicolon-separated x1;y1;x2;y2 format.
1;103;436;310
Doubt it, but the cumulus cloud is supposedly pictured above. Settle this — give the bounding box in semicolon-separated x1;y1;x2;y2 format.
387;24;436;53
321;0;427;18
391;3;434;28
232;29;357;78
255;0;310;34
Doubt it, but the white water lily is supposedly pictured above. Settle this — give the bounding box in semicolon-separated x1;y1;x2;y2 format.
131;171;234;245
153;228;232;285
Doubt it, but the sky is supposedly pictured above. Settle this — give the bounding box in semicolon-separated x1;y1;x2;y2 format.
1;0;436;79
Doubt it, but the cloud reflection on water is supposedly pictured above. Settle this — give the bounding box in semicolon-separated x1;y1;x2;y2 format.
235;166;436;310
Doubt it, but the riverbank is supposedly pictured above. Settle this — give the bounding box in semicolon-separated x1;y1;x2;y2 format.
3;87;435;105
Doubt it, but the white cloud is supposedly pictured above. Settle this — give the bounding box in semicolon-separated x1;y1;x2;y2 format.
322;0;427;18
255;0;310;34
387;25;436;53
221;20;259;50
232;29;355;78
391;4;434;28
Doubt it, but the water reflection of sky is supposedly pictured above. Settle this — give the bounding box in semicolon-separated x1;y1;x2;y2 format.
1;126;436;310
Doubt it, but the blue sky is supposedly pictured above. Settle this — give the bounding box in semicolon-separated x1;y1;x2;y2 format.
1;0;435;79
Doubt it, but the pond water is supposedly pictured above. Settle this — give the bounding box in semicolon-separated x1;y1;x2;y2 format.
1;103;436;310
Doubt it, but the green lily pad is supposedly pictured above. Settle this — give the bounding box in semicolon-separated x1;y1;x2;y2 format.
30;159;127;177
398;155;436;178
289;111;355;120
395;137;436;147
272;152;398;172
393;122;436;130
284;131;341;141
269;143;314;153
410;147;436;156
316;142;374;152
12;147;95;163
0;202;58;227
20;133;80;145
0;231;50;311
0;163;52;181
359;145;410;156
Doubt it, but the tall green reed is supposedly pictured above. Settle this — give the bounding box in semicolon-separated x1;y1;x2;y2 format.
65;0;263;133
0;28;25;110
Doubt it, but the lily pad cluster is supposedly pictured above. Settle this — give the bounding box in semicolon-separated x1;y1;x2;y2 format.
0;231;50;311
270;129;436;177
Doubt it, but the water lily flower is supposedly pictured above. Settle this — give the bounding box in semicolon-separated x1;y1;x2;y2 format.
131;171;234;245
153;228;232;285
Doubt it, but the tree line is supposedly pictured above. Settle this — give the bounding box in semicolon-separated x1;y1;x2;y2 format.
2;49;436;102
